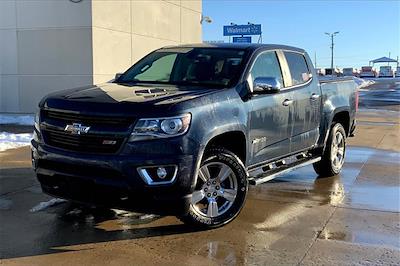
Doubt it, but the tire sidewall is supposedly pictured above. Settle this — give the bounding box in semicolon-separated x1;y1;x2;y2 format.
187;150;248;227
327;123;346;174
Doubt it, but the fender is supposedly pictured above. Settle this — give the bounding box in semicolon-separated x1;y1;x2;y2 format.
320;106;351;150
191;124;248;189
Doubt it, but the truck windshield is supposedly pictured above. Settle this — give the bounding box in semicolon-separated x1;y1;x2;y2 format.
117;48;248;87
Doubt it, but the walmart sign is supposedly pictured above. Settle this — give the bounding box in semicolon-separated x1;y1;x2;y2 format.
223;24;262;36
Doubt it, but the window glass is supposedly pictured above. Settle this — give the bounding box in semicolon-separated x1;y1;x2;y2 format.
119;48;247;87
135;54;177;82
249;52;283;86
284;52;310;86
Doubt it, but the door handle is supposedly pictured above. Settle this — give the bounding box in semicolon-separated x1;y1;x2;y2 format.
310;93;320;100
282;99;293;106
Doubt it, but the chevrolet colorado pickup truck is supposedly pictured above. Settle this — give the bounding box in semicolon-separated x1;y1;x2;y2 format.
32;44;358;228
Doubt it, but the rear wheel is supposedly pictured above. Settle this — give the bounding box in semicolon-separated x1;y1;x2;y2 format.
313;123;346;177
179;148;248;228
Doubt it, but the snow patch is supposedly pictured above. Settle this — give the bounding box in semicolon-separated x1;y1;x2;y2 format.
139;214;158;220
352;77;374;89
30;198;67;212
112;209;159;220
0;114;34;125
0;132;33;152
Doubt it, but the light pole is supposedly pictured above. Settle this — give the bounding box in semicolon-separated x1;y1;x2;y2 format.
325;31;339;74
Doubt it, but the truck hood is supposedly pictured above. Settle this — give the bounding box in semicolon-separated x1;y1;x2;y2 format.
41;83;218;116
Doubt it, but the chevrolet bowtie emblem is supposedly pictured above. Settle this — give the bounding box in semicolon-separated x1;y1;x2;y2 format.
64;123;91;135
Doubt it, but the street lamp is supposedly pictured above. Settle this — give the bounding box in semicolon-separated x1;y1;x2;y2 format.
325;31;339;74
200;15;212;24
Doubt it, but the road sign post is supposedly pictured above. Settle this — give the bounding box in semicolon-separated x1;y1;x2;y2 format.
223;24;262;43
232;36;252;43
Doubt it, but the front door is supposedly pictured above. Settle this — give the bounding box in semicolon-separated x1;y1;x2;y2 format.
248;51;292;166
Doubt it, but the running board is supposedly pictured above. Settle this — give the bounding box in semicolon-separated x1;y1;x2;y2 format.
248;156;321;186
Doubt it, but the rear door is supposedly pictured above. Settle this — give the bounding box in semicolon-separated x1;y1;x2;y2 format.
282;51;321;153
248;50;292;166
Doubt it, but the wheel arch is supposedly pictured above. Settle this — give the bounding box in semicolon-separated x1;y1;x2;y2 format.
191;129;248;189
321;108;350;152
331;110;351;136
204;131;247;164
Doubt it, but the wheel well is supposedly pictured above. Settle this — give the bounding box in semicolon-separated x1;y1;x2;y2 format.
205;131;246;163
332;111;350;136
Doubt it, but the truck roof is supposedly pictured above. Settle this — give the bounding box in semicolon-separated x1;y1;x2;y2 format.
160;43;305;53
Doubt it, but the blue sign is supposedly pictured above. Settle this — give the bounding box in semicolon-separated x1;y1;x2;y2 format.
233;36;252;43
223;24;262;36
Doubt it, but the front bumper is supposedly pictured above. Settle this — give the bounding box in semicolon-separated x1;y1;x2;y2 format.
31;138;200;215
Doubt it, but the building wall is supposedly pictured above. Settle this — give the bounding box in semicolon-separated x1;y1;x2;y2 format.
91;0;202;84
0;0;202;113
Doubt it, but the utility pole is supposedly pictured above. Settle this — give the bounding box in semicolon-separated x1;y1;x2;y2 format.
325;31;339;74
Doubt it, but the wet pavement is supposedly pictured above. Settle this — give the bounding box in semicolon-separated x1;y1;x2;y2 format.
358;78;400;111
0;80;399;265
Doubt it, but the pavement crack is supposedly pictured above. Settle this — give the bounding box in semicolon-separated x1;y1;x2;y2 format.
334;205;400;214
0;184;38;197
297;206;338;266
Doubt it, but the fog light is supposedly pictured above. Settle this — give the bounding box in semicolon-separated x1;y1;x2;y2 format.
137;165;178;185
157;167;167;179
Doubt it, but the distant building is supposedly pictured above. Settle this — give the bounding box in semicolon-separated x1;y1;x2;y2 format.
204;40;225;44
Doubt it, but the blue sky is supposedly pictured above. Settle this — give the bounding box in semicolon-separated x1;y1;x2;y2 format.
202;0;400;69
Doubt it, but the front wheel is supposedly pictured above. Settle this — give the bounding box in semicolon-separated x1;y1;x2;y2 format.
179;147;248;228
313;123;346;177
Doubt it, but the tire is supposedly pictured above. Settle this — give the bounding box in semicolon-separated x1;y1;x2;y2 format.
179;147;248;228
313;123;346;178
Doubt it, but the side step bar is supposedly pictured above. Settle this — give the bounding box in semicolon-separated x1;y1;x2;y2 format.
248;156;321;186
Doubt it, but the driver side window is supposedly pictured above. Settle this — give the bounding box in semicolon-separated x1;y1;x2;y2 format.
250;51;283;86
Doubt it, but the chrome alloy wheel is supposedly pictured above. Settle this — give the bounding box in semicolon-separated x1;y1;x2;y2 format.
331;130;345;170
191;162;238;218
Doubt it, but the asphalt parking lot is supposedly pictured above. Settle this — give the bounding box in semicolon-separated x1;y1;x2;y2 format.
0;79;399;265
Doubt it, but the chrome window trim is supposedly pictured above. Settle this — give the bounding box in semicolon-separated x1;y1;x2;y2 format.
282;76;314;91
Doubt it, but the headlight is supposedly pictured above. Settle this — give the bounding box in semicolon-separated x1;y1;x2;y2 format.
34;110;40;132
33;110;41;142
129;113;191;142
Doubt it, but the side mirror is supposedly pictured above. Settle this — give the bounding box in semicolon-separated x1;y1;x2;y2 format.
253;77;281;94
115;73;123;80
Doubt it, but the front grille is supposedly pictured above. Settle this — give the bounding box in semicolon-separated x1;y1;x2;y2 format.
42;129;124;153
41;110;134;154
43;110;133;126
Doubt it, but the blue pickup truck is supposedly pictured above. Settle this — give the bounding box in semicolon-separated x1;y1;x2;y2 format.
32;44;358;228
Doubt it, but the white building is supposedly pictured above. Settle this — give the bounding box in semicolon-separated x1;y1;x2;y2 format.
0;0;202;113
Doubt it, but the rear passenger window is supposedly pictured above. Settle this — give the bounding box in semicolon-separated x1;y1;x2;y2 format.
284;52;311;86
250;52;283;86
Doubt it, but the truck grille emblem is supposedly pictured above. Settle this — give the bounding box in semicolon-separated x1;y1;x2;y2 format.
64;123;91;135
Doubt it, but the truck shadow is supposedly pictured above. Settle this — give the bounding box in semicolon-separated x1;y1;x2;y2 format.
0;166;344;260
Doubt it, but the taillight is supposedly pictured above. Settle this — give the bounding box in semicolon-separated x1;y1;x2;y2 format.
355;90;359;112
